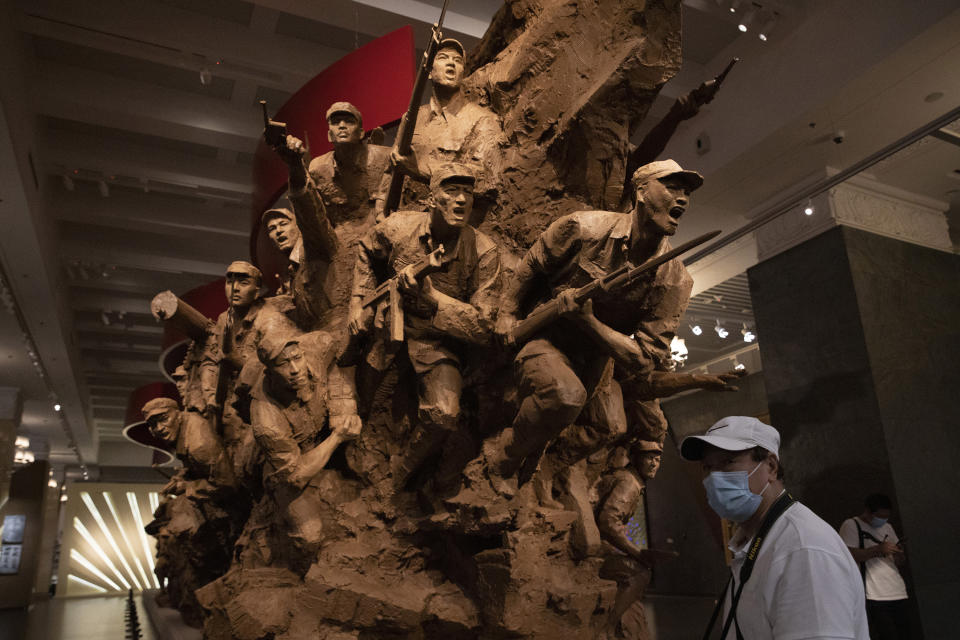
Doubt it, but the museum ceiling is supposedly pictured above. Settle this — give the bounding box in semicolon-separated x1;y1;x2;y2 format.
1;0;957;471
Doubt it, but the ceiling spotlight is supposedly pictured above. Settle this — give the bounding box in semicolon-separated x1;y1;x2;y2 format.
15;435;29;448
61;493;68;502
742;324;756;342
758;13;778;41
803;198;815;216
199;67;213;86
734;362;747;371
729;0;741;13
48;478;58;488
690;324;703;336
738;9;756;32
715;321;729;339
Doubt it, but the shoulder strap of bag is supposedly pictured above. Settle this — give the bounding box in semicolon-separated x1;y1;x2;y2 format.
701;492;796;640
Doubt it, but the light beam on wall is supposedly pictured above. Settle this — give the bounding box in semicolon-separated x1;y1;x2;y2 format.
72;518;129;591
68;574;108;594
104;492;152;590
69;549;121;591
127;491;160;588
81;492;141;590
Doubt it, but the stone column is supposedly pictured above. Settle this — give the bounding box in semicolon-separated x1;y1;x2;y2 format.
748;177;959;638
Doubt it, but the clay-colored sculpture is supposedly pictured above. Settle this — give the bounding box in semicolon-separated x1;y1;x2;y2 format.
143;3;751;637
200;261;298;485
478;161;737;502
237;332;361;575
349;162;501;489
391;38;504;208
596;440;665;640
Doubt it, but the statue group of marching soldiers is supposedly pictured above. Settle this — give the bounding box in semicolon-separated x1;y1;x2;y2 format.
144;37;741;637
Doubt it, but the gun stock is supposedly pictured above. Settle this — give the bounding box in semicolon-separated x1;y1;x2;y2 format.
508;230;721;346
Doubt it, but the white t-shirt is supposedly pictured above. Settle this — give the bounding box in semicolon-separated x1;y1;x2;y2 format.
838;517;908;601
723;501;869;640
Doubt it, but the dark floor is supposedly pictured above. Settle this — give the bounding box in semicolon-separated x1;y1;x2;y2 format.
0;594;158;640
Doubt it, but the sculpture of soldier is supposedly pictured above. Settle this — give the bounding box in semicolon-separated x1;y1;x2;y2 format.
391;38;504;206
482;160;740;496
237;333;362;576
348;162;501;489
261;205;338;332
595;440;666;640
142;398;234;627
198;261;297;487
268;103;393;337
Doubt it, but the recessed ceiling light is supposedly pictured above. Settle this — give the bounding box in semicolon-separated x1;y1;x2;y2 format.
924;92;944;103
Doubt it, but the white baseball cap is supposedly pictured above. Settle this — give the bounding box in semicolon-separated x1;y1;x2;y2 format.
680;416;780;461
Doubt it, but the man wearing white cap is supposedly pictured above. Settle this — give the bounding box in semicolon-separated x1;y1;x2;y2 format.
483;160;739;495
680;416;869;639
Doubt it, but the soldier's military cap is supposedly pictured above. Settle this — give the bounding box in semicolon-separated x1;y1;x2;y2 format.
226;261;262;281
438;38;465;58
142;397;179;420
631;159;703;192
257;333;300;366
261;208;295;224
632;439;664;454
430;162;478;191
326;101;363;125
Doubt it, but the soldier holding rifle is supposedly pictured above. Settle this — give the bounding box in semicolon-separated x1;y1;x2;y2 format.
349;163;501;487
483;160;741;494
383;9;504;214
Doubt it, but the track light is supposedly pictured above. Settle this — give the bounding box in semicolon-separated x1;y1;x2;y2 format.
803;199;815;216
734;362;746;372
729;0;741;13
742;324;756;342
738;9;756;32
690;324;703;336
714;321;728;339
758;13;778;41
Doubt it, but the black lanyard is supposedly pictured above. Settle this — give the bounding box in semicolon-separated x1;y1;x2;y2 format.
702;492;796;640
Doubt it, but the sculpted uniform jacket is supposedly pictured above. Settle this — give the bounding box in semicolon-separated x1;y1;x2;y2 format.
352;211;501;371
504;210;693;374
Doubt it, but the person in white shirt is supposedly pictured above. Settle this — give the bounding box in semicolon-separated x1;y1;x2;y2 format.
839;494;910;639
680;416;869;640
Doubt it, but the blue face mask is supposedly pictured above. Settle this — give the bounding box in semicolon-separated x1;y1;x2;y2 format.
703;461;770;522
869;517;887;529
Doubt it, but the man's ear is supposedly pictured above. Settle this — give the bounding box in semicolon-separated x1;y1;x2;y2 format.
327;128;335;144
767;453;780;476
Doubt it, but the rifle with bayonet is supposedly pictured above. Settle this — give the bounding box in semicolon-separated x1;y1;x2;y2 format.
507;230;721;346
380;0;451;215
339;245;447;366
